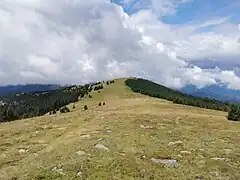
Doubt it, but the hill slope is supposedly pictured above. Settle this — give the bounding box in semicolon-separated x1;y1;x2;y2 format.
0;78;239;180
125;78;230;111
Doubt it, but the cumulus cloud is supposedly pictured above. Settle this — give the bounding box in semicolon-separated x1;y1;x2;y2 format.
0;0;240;90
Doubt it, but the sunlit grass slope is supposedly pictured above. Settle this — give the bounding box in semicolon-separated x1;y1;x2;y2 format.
0;78;239;180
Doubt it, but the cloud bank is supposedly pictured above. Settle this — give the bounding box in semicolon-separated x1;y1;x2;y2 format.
0;0;240;89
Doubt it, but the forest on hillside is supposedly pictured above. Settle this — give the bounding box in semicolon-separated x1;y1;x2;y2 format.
125;78;240;121
125;78;231;111
0;82;104;122
0;85;88;122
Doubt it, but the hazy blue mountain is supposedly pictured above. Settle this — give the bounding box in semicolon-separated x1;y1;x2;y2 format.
0;84;61;96
181;84;240;103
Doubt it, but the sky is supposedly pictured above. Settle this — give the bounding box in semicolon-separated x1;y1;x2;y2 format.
0;0;240;89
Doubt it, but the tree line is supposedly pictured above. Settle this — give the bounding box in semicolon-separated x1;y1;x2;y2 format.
0;84;94;122
125;78;240;121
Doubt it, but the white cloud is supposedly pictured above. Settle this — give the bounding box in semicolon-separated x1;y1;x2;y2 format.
0;0;240;90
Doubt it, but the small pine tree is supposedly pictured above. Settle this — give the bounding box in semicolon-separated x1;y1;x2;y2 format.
106;81;109;85
98;102;102;106
53;109;57;114
49;111;52;115
103;102;105;105
228;104;240;121
84;105;88;110
73;104;75;109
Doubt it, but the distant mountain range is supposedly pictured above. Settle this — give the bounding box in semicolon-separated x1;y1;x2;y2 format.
0;84;61;96
181;84;240;103
1;82;240;104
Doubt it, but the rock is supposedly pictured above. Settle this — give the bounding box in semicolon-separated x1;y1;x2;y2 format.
77;171;82;177
177;155;183;158
52;167;65;175
76;150;86;156
195;175;204;180
211;157;230;161
224;149;232;154
38;140;45;144
80;134;91;139
140;125;153;129
180;151;191;154
18;149;28;153
119;152;126;156
151;158;179;168
107;130;112;133
168;140;183;146
95;144;109;151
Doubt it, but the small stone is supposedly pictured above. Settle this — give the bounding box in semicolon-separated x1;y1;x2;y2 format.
77;171;82;177
168;140;183;146
177;155;183;158
224;149;232;154
76;150;86;156
180;151;191;154
140;125;153;129
38;140;45;144
107;130;112;133
195;175;204;180
211;157;230;161
52;167;57;171
95;144;109;151
119;152;126;156
151;158;179;168
52;166;65;175
80;134;91;139
18;149;28;153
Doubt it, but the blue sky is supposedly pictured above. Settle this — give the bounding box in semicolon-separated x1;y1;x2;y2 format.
113;0;240;24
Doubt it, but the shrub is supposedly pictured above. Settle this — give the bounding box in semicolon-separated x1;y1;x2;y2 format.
89;94;92;98
84;105;88;110
106;81;109;85
53;110;57;114
98;102;102;106
228;105;240;121
73;104;76;109
60;106;70;113
103;102;105;105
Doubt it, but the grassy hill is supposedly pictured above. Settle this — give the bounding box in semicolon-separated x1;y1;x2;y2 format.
0;78;239;180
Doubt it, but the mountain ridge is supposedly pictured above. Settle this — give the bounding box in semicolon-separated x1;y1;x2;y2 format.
0;84;62;96
181;84;240;103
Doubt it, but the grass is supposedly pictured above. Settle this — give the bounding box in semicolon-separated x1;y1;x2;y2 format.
0;78;239;180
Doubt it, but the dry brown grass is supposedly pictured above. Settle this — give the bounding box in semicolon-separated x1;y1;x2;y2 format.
0;78;239;180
